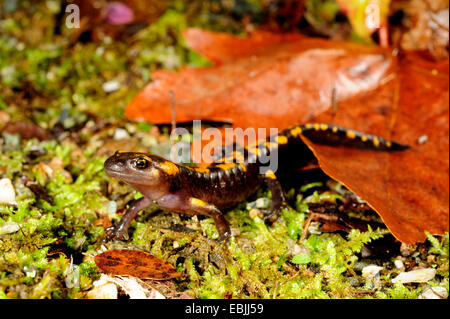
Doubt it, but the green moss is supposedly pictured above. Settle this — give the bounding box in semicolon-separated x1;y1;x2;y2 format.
375;283;422;299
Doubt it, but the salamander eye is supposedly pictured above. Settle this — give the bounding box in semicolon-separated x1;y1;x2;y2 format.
134;157;150;169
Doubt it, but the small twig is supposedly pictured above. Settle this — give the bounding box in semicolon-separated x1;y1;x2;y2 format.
17;224;27;238
280;271;301;286
299;213;315;244
169;90;178;162
378;20;389;48
331;85;338;116
170;90;176;135
272;280;278;299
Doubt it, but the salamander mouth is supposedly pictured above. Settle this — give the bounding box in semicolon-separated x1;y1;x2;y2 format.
104;157;128;179
104;168;127;180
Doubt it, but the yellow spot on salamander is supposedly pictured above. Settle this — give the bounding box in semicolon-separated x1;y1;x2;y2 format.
150;168;160;178
290;126;302;137
191;198;207;207
346;130;356;139
275;135;288;144
361;135;368;142
216;163;237;170
320;124;328;131
192;165;210;173
305;123;313;129
247;138;262;149
234;150;245;162
332;126;338;133
386;140;392;147
266;141;277;149
373;137;380;147
224;150;245;163
159;161;179;175
248;145;259;155
265;170;276;179
314;123;320;131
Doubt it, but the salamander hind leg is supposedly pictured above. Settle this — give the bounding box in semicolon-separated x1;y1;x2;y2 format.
188;197;231;243
156;193;231;243
261;170;289;223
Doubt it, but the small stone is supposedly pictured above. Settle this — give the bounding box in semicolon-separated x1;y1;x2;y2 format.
65;264;80;289
113;128;129;140
362;265;383;279
106;201;117;215
287;238;308;256
347;277;360;287
288;243;308;256
255;198;270;209
417;135;428;145
0;221;20;235
105;2;134;25
302;270;315;278
392;268;436;284
230;227;241;236
0;178;16;204
95;46;105;56
102;80;121;93
0;110;11;126
394;259;404;269
24;266;37;278
419;286;448;299
249;208;262;219
87;276;118;299
400;243;417;257
2;133;20;150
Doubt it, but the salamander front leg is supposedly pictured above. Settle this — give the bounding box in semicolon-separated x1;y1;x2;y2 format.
262;171;288;223
103;197;152;242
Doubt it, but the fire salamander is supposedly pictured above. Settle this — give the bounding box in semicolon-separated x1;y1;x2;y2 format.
103;123;409;243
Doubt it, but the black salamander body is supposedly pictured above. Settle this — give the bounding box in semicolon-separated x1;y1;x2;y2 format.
104;123;409;242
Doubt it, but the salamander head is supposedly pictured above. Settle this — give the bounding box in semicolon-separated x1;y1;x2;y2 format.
104;151;178;186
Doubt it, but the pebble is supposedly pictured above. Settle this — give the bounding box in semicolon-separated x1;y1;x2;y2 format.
23;266;37;278
246;198;270;210
0;110;10;126
419;286;448;299
113;128;129;140
0;178;16;204
230;227;241;236
106;201;118;215
400;243;417;257
248;208;262;219
362;265;383;279
394;259;404;269
417;135;428;145
392;268;436;283
87;275;118;299
102;80;121;93
288;242;308;256
0;221;20;235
